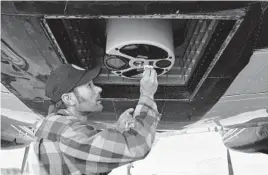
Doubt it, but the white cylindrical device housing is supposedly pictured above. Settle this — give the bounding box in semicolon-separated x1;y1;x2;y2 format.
106;19;174;59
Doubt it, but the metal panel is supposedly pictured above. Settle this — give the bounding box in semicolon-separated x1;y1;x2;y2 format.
1;15;62;116
0;2;264;128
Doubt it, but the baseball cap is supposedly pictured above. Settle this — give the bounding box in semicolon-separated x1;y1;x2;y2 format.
45;63;101;103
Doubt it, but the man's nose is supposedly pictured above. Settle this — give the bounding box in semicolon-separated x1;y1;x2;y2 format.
94;85;102;94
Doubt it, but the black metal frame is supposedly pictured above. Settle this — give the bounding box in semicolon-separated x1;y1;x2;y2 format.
41;11;243;101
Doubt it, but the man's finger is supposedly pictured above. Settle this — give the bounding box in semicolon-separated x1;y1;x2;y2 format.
150;68;156;80
143;68;150;78
124;113;133;119
153;69;158;82
147;68;155;83
125;108;134;114
148;67;152;76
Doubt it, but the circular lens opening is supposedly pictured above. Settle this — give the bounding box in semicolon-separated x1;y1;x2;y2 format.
156;60;171;68
105;57;127;70
120;44;168;59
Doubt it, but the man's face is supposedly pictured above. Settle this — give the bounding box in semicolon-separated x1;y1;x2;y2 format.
73;81;103;113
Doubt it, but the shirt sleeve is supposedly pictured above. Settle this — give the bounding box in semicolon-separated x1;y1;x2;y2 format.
58;95;161;173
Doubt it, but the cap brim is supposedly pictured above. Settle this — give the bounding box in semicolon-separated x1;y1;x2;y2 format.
76;63;101;87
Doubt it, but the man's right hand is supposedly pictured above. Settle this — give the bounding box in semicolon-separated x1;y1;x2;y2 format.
140;67;158;99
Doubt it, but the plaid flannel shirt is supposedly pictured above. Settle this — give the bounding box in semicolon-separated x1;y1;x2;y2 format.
32;95;161;175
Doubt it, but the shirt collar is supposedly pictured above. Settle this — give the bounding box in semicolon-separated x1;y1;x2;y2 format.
56;109;70;116
56;109;107;130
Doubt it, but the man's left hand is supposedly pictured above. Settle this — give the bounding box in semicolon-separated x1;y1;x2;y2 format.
116;108;136;133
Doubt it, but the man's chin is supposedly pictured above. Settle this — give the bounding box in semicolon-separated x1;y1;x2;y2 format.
90;104;104;113
96;104;104;112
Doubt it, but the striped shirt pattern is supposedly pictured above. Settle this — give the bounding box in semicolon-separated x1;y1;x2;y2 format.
33;95;161;175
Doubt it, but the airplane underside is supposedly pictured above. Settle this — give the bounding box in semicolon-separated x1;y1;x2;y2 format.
1;1;268;136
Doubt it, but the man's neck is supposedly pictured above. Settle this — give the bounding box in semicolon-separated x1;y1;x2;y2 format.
66;107;88;123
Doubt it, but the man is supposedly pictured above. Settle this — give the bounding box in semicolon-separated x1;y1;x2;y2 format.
31;63;161;175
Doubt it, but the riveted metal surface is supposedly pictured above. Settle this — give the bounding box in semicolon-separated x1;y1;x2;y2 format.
1;2;264;128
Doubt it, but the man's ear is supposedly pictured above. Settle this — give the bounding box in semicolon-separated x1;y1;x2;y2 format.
61;93;76;106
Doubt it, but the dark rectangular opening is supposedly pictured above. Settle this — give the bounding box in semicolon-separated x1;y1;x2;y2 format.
42;15;242;100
